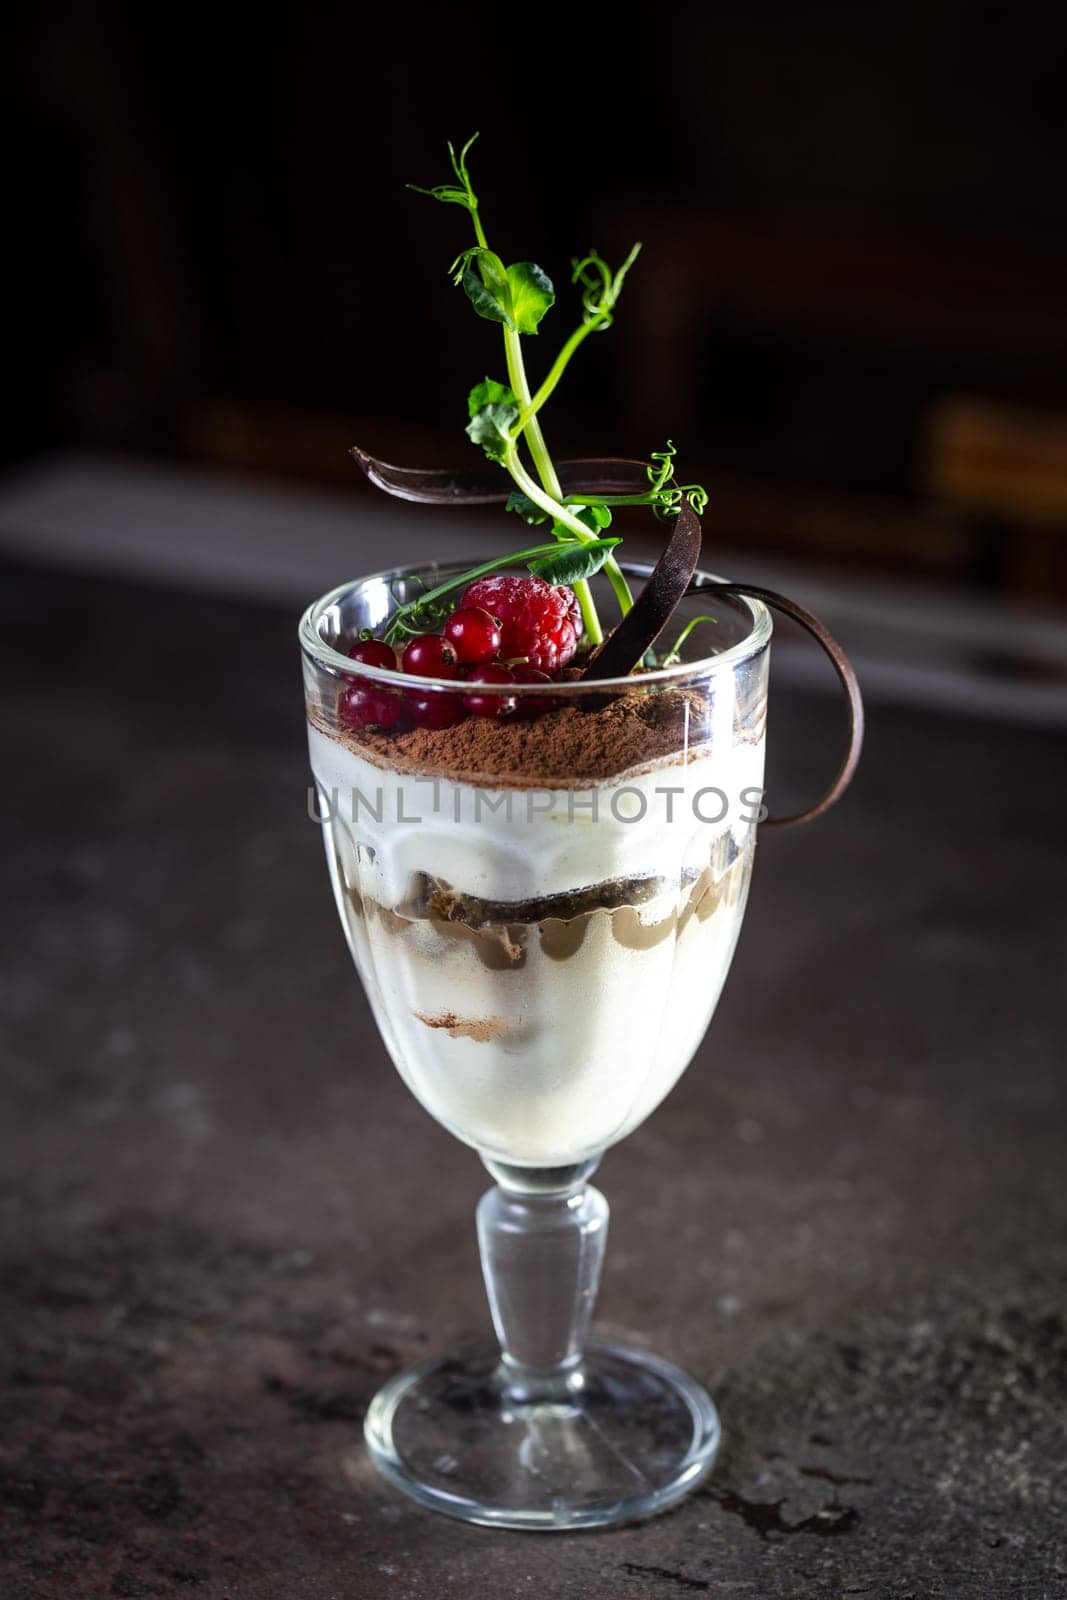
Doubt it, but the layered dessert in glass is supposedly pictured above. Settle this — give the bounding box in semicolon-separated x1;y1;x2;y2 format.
303;564;769;1175
300;560;774;1526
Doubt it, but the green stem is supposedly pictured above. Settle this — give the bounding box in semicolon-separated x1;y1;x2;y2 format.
504;451;598;544
503;328;603;644
503;451;600;643
566;493;672;509
659;614;718;667
503;453;634;628
504;331;560;494
504;332;633;621
514;321;599;434
457;160;635;638
470;201;489;253
599;558;635;619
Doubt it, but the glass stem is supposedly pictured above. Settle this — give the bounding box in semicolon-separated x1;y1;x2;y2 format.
477;1158;608;1403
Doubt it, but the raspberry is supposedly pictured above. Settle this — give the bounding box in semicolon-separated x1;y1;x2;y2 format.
459;576;580;674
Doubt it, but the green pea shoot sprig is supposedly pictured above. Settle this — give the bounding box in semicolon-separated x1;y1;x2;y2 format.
407;134;709;650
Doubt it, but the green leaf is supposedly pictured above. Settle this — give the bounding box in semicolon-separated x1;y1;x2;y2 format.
466;401;519;463
468;377;515;419
462;267;513;328
505;262;555;334
574;502;613;532
456;249;514;326
505;490;549;525
455;252;552;334
528;538;621;586
478;250;510;300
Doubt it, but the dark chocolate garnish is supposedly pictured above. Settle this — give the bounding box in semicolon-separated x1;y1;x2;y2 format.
350;446;658;504
699;580;865;829
579;498;703;680
350;445;507;504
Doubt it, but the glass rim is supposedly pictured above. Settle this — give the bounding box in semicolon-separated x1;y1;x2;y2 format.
298;559;772;694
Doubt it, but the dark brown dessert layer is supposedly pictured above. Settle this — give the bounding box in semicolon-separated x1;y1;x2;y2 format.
314;684;714;786
344;854;746;970
397;871;669;928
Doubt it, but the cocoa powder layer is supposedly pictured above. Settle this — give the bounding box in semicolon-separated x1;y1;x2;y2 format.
314;684;713;786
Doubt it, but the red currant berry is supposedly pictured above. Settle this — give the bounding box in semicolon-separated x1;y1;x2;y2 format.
372;691;410;732
462;663;517;719
410;692;466;729
339;684;409;732
401;633;459;678
346;639;397;671
443;606;503;665
511;667;557;718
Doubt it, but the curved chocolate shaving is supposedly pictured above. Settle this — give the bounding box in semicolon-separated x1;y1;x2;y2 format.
350;445;656;504
560;459;661;497
579;499;703;681
350;445;506;504
702;581;864;828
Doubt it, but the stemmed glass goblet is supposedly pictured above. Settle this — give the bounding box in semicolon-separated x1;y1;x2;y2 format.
300;560;771;1529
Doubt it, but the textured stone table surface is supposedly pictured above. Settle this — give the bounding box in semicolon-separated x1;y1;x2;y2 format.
1;559;1065;1599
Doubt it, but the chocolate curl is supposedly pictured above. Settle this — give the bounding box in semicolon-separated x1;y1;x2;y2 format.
349;446;660;503
699;582;865;829
579;498;703;681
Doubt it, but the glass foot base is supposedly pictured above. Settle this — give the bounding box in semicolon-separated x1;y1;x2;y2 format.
363;1342;721;1530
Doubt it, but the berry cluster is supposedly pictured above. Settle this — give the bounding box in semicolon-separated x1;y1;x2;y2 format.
338;576;579;733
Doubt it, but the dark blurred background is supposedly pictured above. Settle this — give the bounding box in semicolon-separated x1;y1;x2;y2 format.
6;1;1067;605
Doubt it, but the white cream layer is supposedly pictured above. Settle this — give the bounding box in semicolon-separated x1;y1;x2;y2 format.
308;722;764;1166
